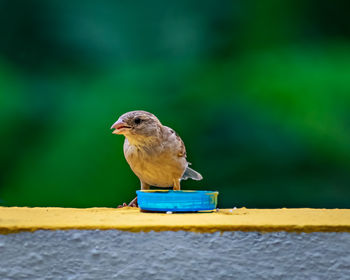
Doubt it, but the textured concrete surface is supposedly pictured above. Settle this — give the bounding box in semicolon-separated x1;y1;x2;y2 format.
0;230;349;280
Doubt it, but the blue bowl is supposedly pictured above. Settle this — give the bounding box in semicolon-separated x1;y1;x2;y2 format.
136;190;218;212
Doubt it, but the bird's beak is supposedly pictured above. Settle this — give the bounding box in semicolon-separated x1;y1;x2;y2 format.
111;119;131;135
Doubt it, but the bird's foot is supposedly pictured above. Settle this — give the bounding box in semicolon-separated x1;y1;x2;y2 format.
117;203;128;208
128;197;138;207
117;197;138;208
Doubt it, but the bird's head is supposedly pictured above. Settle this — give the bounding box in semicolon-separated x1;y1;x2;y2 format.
111;111;162;140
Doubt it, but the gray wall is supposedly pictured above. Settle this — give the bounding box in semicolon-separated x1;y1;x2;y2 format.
1;230;350;280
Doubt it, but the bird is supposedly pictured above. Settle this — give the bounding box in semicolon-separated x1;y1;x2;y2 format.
111;110;202;207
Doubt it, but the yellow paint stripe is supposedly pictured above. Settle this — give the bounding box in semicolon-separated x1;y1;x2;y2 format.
0;207;350;234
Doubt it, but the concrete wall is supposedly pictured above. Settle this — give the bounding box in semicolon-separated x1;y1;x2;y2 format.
1;230;349;280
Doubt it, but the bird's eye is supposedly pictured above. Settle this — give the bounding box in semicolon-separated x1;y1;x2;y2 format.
134;117;142;124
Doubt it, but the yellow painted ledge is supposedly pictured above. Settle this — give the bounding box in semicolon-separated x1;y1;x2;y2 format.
0;207;350;234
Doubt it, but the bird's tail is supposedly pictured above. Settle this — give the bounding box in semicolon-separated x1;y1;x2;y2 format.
182;167;203;181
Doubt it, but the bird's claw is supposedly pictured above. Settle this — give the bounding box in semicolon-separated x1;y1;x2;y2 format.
127;197;138;207
117;203;128;208
117;198;138;208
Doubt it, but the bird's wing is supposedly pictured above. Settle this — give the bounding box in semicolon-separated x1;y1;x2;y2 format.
163;126;187;158
176;133;187;158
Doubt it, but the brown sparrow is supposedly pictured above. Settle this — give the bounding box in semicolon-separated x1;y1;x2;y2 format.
111;110;202;207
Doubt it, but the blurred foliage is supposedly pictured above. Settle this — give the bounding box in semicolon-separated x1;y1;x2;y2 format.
1;0;350;208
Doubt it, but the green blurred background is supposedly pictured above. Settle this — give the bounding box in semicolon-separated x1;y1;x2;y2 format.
1;0;350;208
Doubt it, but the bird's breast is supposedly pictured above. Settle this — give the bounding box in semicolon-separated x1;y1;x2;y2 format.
123;141;187;187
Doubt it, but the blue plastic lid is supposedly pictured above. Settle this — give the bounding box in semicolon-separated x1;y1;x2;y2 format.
136;190;218;212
